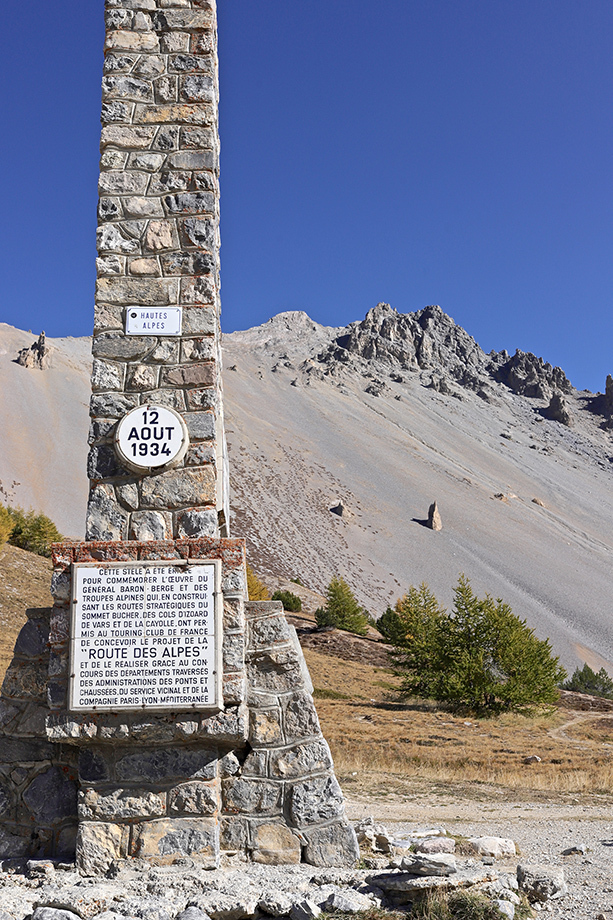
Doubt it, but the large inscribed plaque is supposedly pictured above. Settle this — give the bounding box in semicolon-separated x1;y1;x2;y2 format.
69;561;221;712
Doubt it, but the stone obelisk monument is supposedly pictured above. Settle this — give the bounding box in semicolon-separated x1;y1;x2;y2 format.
0;0;357;872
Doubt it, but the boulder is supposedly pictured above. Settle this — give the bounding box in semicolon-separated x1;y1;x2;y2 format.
517;863;568;902
427;501;442;531
467;836;516;859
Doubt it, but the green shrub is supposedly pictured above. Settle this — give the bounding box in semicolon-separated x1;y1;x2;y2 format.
4;506;62;557
246;564;270;600
290;576;303;586
0;505;13;546
563;662;613;699
412;889;512;919
271;590;302;612
377;606;407;644
315;575;369;636
391;574;566;713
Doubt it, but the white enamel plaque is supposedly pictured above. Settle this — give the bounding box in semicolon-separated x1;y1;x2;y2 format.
69;561;222;712
126;308;182;336
115;404;189;471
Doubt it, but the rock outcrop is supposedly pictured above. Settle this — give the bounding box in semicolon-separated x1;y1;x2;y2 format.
15;333;50;370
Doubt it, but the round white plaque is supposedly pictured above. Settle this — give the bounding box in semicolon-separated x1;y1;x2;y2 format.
115;405;189;472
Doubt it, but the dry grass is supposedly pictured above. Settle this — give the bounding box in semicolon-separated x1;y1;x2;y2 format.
304;646;613;801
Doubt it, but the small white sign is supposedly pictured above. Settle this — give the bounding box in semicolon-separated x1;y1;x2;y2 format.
115;404;189;471
69;561;222;712
126;308;182;336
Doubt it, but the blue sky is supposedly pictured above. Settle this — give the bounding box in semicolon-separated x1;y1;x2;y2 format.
1;1;611;391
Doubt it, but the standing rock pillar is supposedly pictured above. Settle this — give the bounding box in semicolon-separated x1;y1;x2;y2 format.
0;0;358;873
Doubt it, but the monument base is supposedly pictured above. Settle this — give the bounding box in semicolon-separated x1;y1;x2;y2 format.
0;540;358;871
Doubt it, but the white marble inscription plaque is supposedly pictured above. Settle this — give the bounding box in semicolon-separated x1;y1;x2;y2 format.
69;561;221;712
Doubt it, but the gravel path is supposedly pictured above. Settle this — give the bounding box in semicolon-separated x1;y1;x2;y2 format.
347;795;613;919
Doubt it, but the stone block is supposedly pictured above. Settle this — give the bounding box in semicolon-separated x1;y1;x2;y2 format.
288;775;344;826
168;780;218;816
154;75;179;104
23;767;77;825
160;362;215;388
79;788;166;821
222;778;282;816
249;615;291;650
140;467;216;509
116;747;217;783
56;823;78;860
149;170;191;194
164;191;215;214
144;220;178;252
76;821;130;875
131;817;218;867
160;32;191;54
126;363;159;389
176;508;218;538
93;303;124;332
180;126;215;148
86;485;129;542
302;822;359;868
160;251;215;275
101;124;157;148
246;649;303;695
87;445;127;481
186;443;216;466
152;10;213;30
182;338;215;362
96;276;178;306
179;75;215;104
79;749;111;784
0;701;20;731
269;741;333;780
2;661;48;703
220;816;248;852
169;53;214;73
124;197;165;219
283;692;321;742
130;511;173;541
49;607;70;644
223;674;246;705
102;74;154;102
92;358;125;391
184;410;215;441
97;223;140;254
242;750;267;777
223;632;245;673
14;618;50;658
89;392;140;418
199;706;247;744
105;31;160;53
223;598;244;632
153;124;180;151
180;278;216;307
128;151;165;170
99;197;122;222
249;709;282;747
135;103;214;125
0;826;30;859
101;100;133;124
252;823;301;865
99;171;149;196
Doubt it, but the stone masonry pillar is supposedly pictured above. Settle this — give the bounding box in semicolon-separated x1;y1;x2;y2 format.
87;0;228;544
0;0;359;872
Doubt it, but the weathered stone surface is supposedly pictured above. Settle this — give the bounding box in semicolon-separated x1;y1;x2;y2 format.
161;362;215;387
168;781;218;816
283;692;321;741
415;836;456;854
165;191;215;214
290;899;321;920
116;748;217;783
252;823;301;865
467;836;516;858
145;220;178;252
220;816;248;852
325;891;373;913
131;817;218;867
77;821;129;875
185;410;215;441
130;511;173;541
96;277;178;306
222;778;282;816
2;661;48;702
23;767;77;824
269;741;333;779
302;822;359;868
182;337;215;362
32;910;82;920
105;30;160;53
97;224;139;254
399;852;457;875
249;708;282;746
517;864;568;902
141;467;216;509
176;508;218;538
289;775;344;825
79;788;166;821
89;392;139;418
192;891;259;920
86;485;129;541
0;826;30;859
92;358;124;391
249;615;291;649
247;650;303;695
223;632;245;673
427;500;442;531
14;618;50;658
101;124;157;148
